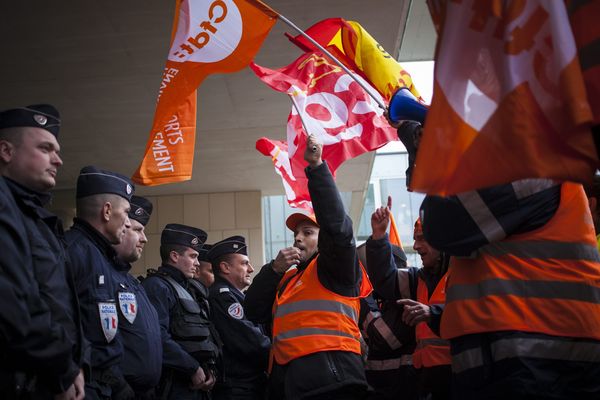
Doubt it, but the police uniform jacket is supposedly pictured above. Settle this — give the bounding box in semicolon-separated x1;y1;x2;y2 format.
65;218;125;377
245;161;369;399
209;275;270;385
0;177;80;394
142;264;203;377
114;260;163;392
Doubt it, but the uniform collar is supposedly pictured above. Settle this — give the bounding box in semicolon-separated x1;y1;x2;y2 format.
158;263;189;285
72;217;119;261
4;177;52;207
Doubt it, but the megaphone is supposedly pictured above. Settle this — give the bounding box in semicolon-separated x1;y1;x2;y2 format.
388;87;428;124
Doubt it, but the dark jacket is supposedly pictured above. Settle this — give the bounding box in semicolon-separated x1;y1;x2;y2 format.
365;234;445;335
0;177;81;394
245;161;369;399
142;264;203;378
114;261;163;392
65;218;125;378
209;275;270;386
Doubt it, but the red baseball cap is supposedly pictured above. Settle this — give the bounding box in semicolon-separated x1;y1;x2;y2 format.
285;213;319;232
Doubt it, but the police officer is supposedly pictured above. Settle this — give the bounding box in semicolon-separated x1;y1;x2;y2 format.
207;236;270;400
142;224;218;400
112;196;163;398
0;104;85;399
65;166;135;399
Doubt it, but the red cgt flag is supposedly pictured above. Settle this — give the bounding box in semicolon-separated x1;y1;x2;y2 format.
411;0;599;195
252;52;398;211
133;0;277;186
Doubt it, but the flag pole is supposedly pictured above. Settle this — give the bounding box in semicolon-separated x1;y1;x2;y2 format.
289;93;319;152
277;13;387;110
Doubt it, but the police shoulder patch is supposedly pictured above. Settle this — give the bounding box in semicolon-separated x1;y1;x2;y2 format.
227;302;244;320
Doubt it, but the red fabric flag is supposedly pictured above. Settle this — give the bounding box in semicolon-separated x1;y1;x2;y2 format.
133;0;277;186
411;0;598;195
252;52;398;211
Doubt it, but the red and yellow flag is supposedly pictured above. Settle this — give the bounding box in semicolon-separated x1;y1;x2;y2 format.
288;18;422;102
411;0;598;195
133;0;277;185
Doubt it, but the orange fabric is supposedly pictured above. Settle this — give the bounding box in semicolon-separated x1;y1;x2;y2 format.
271;257;372;366
133;0;277;185
388;212;403;249
414;0;598;195
413;273;451;369
441;182;600;340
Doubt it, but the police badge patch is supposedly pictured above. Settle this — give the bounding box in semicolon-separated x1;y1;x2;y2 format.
98;302;118;342
228;302;244;320
118;292;137;324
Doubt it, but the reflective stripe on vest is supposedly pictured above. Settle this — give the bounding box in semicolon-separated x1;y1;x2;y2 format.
441;182;600;341
413;273;451;369
271;256;372;365
372;317;403;350
452;336;600;374
365;354;413;370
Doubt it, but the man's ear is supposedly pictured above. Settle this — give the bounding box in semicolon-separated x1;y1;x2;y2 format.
169;250;179;265
101;201;112;222
219;261;230;274
0;140;15;164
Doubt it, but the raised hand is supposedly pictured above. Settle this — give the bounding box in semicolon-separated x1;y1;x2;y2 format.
304;134;323;168
371;196;392;240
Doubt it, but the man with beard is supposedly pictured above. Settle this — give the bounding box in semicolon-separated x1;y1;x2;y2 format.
366;198;451;400
66;166;135;399
112;196;162;398
245;135;372;400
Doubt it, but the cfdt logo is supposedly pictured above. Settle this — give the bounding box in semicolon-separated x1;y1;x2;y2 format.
169;0;242;63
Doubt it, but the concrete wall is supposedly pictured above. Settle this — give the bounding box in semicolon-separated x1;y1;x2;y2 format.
50;190;264;277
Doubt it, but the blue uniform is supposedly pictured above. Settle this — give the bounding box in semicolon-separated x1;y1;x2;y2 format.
0;177;83;396
113;261;162;394
143;264;211;400
65;218;129;397
209;276;270;400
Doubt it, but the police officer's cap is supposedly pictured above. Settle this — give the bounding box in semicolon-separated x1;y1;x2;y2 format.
76;165;134;201
161;223;207;251
207;236;248;262
198;244;213;262
129;195;153;226
0;104;61;137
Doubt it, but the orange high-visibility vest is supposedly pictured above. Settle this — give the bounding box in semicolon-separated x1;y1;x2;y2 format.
442;182;600;340
271;256;372;365
413;272;451;369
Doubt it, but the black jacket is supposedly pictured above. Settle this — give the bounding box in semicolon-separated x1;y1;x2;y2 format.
114;261;163;392
0;177;81;394
209;275;270;385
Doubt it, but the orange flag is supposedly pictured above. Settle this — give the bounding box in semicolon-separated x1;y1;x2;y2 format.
411;0;598;195
133;0;278;185
388;212;403;250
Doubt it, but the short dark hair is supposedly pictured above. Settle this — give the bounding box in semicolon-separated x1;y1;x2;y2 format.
0;127;24;146
211;253;236;275
160;244;190;264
